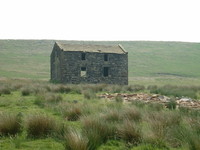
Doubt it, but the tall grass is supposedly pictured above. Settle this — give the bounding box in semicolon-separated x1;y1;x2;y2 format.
117;119;141;145
0;113;21;136
64;128;88;150
25;114;57;138
81;116;116;150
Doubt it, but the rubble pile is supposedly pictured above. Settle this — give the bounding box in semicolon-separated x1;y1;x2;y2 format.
99;93;200;109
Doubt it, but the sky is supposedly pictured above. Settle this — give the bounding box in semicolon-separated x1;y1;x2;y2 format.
0;0;200;42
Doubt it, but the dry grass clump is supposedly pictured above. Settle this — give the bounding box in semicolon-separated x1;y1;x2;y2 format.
25;114;57;138
65;107;82;121
21;88;32;96
146;111;181;142
64;128;88;150
34;93;63;107
82;90;96;99
0;113;21;136
53;85;72;93
102;109;122;123
0;86;11;95
122;107;142;122
81;116;116;150
117;119;141;145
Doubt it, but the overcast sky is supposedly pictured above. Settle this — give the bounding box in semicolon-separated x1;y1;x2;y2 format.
0;0;199;42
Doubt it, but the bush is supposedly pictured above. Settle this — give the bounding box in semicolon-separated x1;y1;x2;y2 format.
25;114;56;138
0;113;21;136
64;128;88;150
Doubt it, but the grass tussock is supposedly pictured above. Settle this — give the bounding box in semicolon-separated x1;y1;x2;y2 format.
122;107;142;122
81;116;116;149
117;120;141;145
34;93;63;107
64;128;88;150
0;113;21;136
21;88;32;96
25;114;57;138
65;107;82;121
0;86;11;95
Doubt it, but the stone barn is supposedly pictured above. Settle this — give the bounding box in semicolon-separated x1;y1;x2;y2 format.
50;42;128;85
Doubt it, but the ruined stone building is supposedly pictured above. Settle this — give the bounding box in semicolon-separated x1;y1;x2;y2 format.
50;42;128;84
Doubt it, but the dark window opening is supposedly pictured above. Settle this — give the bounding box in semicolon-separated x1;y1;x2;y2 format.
104;54;108;61
81;53;86;60
103;67;109;77
81;67;86;77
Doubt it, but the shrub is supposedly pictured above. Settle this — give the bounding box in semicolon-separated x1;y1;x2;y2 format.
117;120;141;145
25;114;56;138
64;128;88;150
0;113;21;136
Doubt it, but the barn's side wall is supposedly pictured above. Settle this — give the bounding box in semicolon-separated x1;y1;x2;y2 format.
61;51;128;85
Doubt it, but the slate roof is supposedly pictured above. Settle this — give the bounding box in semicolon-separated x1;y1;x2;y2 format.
56;42;127;54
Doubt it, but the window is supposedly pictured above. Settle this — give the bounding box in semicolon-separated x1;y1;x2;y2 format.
103;67;109;77
81;53;86;60
104;54;108;61
81;67;86;77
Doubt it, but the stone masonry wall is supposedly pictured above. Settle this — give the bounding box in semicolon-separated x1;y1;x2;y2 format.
60;51;128;85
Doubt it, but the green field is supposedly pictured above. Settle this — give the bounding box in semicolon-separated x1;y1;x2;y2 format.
0;40;200;85
0;79;200;150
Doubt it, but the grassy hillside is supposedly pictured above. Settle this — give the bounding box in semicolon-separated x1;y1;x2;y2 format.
0;40;200;85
